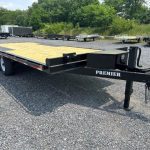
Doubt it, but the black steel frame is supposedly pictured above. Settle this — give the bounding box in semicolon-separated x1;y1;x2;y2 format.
70;68;150;83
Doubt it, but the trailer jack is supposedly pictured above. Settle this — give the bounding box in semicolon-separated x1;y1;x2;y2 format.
145;82;150;104
124;81;150;111
124;47;150;110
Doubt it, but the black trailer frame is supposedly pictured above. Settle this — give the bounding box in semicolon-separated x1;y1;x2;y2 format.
0;46;150;111
47;34;76;41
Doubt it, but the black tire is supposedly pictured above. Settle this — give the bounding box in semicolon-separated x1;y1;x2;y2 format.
137;38;141;43
0;59;1;71
0;57;14;76
122;40;125;44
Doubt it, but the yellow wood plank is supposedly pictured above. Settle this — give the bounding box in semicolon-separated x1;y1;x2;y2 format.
0;42;99;64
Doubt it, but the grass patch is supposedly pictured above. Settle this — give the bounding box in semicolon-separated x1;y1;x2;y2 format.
124;24;150;36
34;22;150;37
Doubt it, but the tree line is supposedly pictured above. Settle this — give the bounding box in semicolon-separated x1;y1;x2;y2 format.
0;0;149;33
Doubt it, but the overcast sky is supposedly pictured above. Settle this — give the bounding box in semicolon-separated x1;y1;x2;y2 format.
0;0;149;10
0;0;38;10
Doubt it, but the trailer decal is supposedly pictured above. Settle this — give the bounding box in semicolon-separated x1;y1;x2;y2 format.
96;70;121;77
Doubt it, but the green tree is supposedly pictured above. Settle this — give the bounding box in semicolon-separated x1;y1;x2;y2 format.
109;17;136;35
0;8;28;26
75;4;115;27
105;0;125;13
27;3;49;30
104;0;148;22
124;0;147;19
36;0;99;23
138;8;150;24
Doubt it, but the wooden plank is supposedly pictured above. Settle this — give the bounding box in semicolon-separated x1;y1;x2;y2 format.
0;42;98;65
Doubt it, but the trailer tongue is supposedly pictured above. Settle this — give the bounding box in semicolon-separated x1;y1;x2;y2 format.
0;43;149;110
71;47;150;110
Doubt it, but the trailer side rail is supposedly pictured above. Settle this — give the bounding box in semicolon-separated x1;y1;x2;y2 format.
0;51;46;71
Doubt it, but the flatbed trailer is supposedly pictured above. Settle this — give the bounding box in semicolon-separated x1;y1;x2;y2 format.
47;34;64;40
115;36;141;43
0;42;150;110
47;34;76;41
76;34;100;42
63;35;76;41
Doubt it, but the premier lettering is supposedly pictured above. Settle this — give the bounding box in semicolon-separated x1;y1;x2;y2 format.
96;70;121;77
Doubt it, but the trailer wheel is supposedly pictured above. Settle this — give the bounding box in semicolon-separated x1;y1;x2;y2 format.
84;38;87;42
137;38;140;43
122;40;125;44
0;57;14;76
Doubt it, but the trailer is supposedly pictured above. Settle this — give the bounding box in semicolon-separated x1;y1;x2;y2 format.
115;35;141;43
0;25;18;33
41;34;100;41
0;42;150;110
47;34;64;40
46;34;75;41
9;27;33;37
0;25;13;39
76;34;100;42
63;35;76;41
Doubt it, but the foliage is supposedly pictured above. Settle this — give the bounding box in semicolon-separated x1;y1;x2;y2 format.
37;0;99;23
136;8;150;24
75;4;115;27
0;8;27;26
125;24;150;35
109;17;136;35
104;0;150;24
0;0;149;35
43;22;73;34
27;3;49;30
104;0;125;13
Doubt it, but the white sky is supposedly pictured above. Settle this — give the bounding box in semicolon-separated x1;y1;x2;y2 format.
0;0;38;10
0;0;149;10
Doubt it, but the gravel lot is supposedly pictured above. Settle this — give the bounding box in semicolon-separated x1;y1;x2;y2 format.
0;37;150;150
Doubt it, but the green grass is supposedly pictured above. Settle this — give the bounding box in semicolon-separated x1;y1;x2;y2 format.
124;24;150;36
69;24;150;36
34;23;150;37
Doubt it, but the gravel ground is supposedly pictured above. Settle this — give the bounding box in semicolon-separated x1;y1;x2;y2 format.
0;37;150;150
